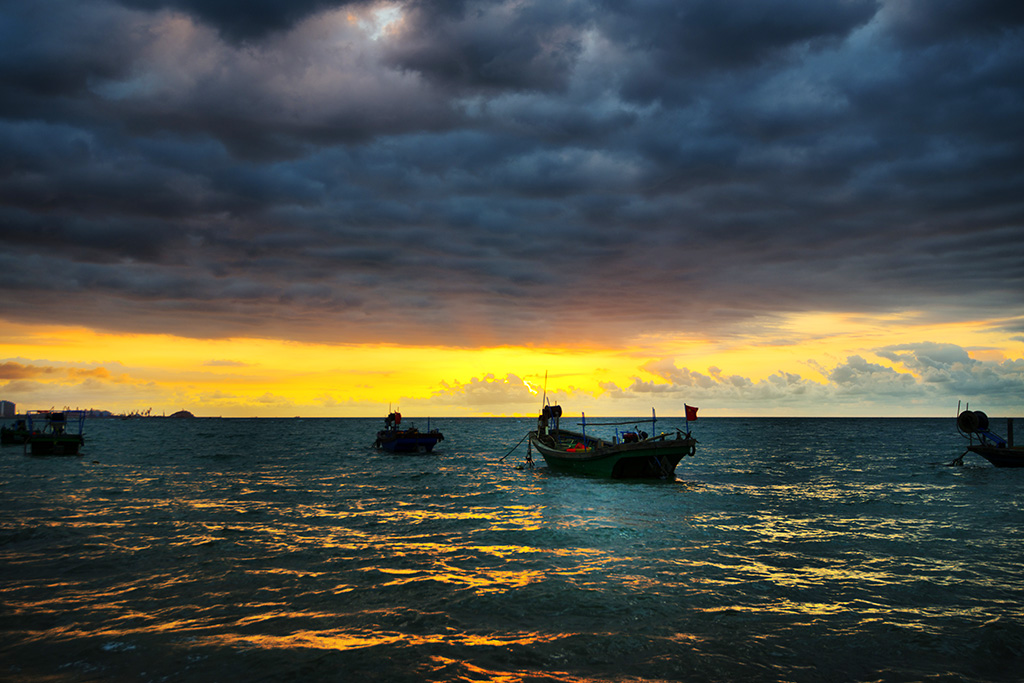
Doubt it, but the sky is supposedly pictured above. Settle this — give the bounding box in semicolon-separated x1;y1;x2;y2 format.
1;0;1023;418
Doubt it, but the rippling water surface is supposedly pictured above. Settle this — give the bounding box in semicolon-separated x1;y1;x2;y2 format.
2;416;1023;682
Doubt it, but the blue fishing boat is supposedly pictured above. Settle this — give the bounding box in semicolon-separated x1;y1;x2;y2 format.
953;408;1022;467
374;411;444;453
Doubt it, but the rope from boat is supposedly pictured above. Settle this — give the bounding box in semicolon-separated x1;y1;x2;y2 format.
498;432;531;462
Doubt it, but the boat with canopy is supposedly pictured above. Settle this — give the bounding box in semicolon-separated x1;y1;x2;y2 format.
24;410;86;456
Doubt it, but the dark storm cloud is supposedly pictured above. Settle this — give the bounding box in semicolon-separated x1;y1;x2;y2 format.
0;3;137;104
116;0;352;42
884;0;1024;45
1;0;1023;348
383;0;588;92
598;0;880;103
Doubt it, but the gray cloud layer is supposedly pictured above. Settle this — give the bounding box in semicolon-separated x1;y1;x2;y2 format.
1;0;1022;346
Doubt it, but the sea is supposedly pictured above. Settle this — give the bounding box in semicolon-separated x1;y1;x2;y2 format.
2;416;1023;682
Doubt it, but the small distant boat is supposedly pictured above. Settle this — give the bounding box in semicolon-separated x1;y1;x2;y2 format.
527;404;698;478
953;408;1022;467
1;419;30;445
374;411;444;453
24;410;86;456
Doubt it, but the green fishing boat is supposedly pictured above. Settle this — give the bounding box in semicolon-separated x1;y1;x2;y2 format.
527;404;698;479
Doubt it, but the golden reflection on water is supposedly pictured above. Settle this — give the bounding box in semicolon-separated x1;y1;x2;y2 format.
424;656;596;683
361;502;547;530
375;565;547;592
143;487;615;666
195;628;565;651
699;600;852;617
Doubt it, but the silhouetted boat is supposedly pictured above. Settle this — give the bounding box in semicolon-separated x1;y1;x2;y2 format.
952;408;1022;467
374;411;444;453
1;419;30;445
25;410;86;456
527;404;698;478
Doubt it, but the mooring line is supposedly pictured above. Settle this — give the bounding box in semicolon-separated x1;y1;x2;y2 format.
498;432;530;462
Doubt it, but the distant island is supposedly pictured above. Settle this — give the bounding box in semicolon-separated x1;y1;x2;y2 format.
168;410;195;419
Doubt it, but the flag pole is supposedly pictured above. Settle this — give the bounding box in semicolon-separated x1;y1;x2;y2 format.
684;404;698;437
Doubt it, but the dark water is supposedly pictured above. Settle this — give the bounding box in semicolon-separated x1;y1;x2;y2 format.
2;417;1023;682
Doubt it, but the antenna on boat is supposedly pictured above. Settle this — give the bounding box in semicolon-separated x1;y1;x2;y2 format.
541;370;548;409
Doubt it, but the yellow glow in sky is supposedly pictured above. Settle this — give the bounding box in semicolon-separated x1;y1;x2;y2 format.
0;313;1020;417
0;321;639;416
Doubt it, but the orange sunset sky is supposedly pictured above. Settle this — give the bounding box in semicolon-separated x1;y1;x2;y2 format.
2;311;1021;417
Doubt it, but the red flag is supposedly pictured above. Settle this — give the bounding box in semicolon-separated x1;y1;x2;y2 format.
685;404;698;421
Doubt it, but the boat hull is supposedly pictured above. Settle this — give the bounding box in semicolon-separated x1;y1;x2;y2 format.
968;445;1024;468
28;435;84;456
376;431;444;453
529;429;696;478
1;428;29;445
